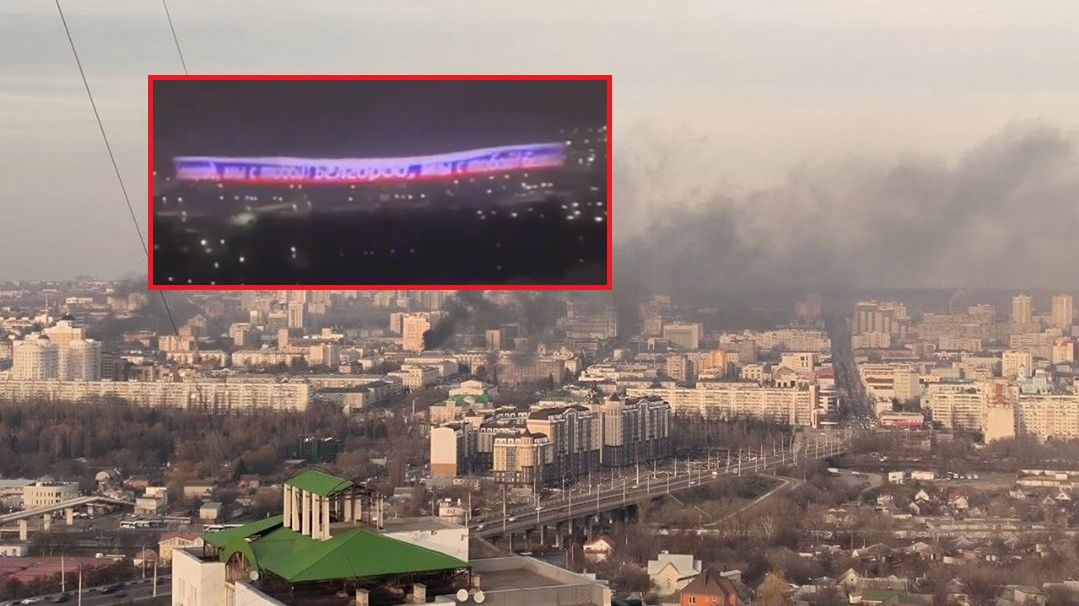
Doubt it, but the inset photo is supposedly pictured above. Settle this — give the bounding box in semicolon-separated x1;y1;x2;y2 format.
149;75;611;289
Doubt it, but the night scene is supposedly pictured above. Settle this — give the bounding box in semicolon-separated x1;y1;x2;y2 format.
150;77;610;287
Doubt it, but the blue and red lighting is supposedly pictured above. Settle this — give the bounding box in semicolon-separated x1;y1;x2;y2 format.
174;142;566;185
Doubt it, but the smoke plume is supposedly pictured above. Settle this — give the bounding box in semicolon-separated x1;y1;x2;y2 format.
614;121;1079;299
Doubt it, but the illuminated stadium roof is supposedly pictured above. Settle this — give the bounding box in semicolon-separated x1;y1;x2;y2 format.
174;142;565;184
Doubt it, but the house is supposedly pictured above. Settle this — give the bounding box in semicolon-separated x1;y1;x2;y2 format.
756;573;795;606
853;543;893;562
132;548;158;568
679;568;752;606
947;495;969;510
998;585;1047;606
839;569;862;591
583;535;616;563
182;479;215;499
134;486;169;516
158;532;204;564
198;501;224;523
647;550;702;596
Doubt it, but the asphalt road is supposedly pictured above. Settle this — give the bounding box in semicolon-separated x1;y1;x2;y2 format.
2;576;171;606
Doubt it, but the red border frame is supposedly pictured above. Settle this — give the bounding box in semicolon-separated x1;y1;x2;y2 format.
147;74;612;291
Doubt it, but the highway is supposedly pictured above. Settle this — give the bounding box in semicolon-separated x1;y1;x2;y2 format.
469;430;852;539
0;576;170;606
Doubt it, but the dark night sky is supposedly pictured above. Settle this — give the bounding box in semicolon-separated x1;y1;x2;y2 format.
152;78;607;166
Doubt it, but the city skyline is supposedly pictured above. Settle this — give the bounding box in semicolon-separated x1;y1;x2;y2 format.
5;2;1079;285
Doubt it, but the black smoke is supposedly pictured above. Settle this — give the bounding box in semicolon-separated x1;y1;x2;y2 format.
422;291;568;350
614;121;1079;300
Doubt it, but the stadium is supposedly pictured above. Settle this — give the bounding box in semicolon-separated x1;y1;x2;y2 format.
150;126;608;287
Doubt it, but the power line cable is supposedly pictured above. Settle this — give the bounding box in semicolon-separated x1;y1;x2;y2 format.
55;0;233;474
161;0;188;74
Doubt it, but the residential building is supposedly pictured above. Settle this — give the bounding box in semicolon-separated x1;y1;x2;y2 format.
1012;294;1033;325
402;313;433;352
626;383;818;427
648;550;702;596
23;481;79;508
680;568;751;606
664;323;703;350
1051;294;1073;331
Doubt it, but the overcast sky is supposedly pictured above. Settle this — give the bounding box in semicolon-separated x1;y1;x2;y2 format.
2;1;1078;282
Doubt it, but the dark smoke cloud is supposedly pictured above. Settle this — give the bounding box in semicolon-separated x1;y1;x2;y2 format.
615;121;1079;299
422;291;565;350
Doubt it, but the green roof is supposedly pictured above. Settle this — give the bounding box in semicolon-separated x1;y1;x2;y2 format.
861;590;901;604
204;515;283;548
285;470;354;497
204;515;468;583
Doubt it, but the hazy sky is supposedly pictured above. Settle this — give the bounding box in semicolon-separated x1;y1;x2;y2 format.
2;1;1078;282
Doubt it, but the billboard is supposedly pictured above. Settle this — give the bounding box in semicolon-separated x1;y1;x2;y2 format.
173;142;566;184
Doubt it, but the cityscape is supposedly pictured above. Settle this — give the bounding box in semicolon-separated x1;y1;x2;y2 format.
1;285;1079;606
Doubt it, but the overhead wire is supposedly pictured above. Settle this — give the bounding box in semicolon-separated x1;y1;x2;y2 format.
55;0;233;475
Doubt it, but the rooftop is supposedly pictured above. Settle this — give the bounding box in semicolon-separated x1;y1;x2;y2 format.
203;515;468;583
285;469;353;497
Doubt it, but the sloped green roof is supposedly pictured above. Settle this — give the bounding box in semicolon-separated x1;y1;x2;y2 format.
203;515;468;583
250;526;468;582
285;470;353;497
204;515;283;548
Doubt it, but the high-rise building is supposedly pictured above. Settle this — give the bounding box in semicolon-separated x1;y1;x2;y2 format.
1001;350;1033;379
1052;339;1076;365
12;335;59;380
592;396;671;467
853;300;909;338
64;339;102;381
1011;294;1033;325
287;301;307;330
402;314;433;352
663;323;703;350
43;318;84;348
1051;294;1073;330
525;404;600;479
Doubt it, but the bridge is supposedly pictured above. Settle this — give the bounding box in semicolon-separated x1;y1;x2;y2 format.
0;495;133;540
469;428;853;543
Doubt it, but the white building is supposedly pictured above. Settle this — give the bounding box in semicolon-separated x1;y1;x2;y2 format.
625;382;818;427
23;481;79;508
11;335;59;380
0;379;309;412
1012;293;1033;325
402;314;433;353
1051;294;1074;331
663;323;703;351
647;550;702;596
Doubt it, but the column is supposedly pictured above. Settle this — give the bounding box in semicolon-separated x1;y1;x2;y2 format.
321;496;331;540
43;513;52;531
344;491;353;523
301;491;311;537
65;508;74;526
18;520;27;541
292;487;301;531
283;485;292;529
